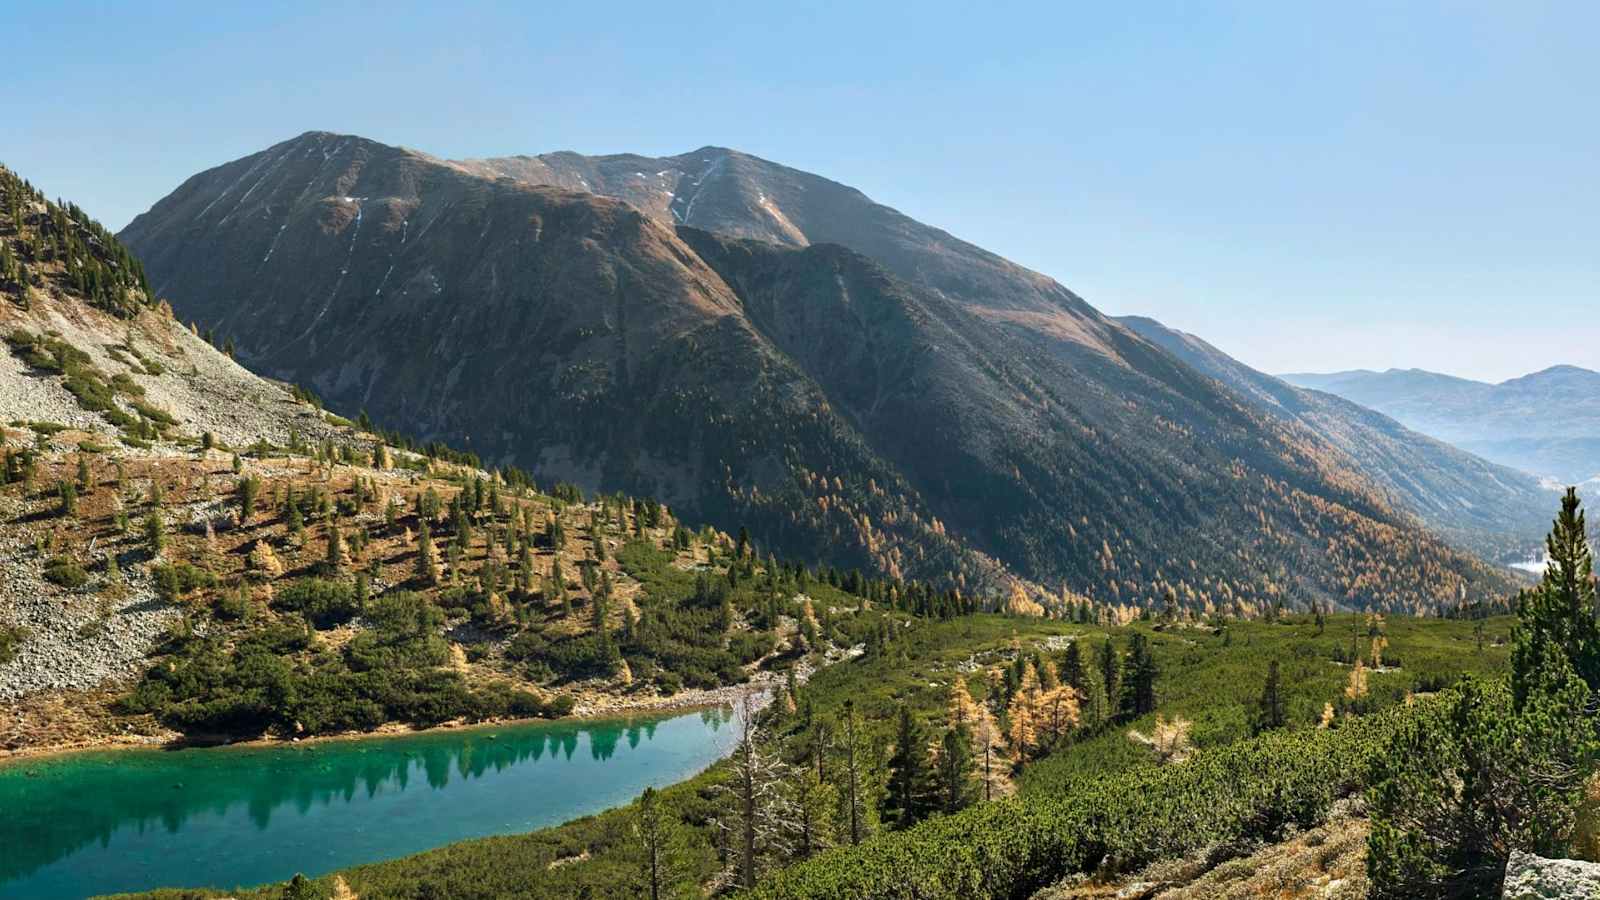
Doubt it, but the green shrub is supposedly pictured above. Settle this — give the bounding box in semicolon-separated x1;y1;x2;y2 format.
0;624;27;664
43;557;88;588
747;704;1415;900
274;578;361;629
151;562;217;601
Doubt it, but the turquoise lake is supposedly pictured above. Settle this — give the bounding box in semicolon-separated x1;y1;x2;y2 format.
0;707;740;898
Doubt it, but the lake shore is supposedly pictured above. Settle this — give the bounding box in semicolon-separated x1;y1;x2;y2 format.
0;656;806;767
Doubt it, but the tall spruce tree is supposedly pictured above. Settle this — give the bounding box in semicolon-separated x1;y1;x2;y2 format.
1122;632;1158;718
1254;659;1287;734
884;704;933;828
1096;636;1121;717
1511;487;1599;708
935;724;976;814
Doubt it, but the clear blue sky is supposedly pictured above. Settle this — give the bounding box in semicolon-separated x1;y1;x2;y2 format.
7;1;1596;381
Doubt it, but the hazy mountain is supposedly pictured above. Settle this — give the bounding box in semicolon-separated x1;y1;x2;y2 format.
1282;366;1600;484
118;132;1517;613
1120;317;1553;561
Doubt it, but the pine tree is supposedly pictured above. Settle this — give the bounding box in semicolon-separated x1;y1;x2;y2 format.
286;493;305;542
633;786;689;900
416;524;441;585
238;475;260;521
935;724;976;814
1077;667;1111;736
791;763;838;861
884;704;933;828
1254;659;1287;734
325;524;346;573
1511;487;1599;708
144;509;164;555
840;699;866;845
1096;636;1122;717
1122;633;1158;718
1060;640;1086;692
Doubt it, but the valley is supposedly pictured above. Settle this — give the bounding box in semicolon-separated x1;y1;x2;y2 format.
1;128;1594;900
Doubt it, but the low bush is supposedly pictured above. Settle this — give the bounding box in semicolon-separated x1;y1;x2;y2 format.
274;578;361;629
151;562;217;602
42;556;88;588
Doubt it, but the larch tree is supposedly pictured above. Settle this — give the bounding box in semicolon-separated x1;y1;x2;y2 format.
1007;661;1042;760
1035;684;1081;749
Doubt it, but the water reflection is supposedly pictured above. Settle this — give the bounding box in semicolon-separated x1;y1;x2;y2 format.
0;706;737;898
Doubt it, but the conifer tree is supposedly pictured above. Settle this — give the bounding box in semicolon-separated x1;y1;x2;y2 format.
144;509;164;555
840;699;866;845
1254;659;1287;734
1511;487;1599;707
325;524;346;573
238;475;260;522
1076;667;1111;736
416;524;441;585
1060;640;1086;692
1096;636;1121;717
632;786;690;900
936;724;976;814
1122;632;1158;718
713;693;798;889
884;704;933;828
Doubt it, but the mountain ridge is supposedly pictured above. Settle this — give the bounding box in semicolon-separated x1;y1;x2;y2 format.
118;131;1520;613
1281;364;1600;482
1120;316;1553;562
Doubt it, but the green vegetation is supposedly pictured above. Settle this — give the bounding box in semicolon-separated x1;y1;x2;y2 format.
1365;488;1600;897
0;164;151;317
113;607;1511;900
42;556;88;588
0;623;26;664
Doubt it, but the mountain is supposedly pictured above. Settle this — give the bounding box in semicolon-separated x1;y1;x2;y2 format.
119;132;1518;613
1119;317;1553;562
1281;366;1600;484
0;161;350;705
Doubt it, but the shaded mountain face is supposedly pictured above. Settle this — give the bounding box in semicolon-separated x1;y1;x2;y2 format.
120;131;1517;613
1281;366;1600;484
1120;317;1554;562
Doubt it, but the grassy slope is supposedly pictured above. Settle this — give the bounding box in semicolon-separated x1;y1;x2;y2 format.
107;611;1511;899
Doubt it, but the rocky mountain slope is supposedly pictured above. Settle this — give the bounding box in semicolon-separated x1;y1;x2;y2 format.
118;132;1518;613
1119;316;1553;562
1282;365;1600;485
0;164;859;758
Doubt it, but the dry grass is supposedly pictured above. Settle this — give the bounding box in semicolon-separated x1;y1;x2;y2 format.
1033;814;1369;900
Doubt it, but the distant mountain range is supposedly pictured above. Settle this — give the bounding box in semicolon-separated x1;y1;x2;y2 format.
117;132;1522;612
1120;318;1553;562
1281;366;1600;485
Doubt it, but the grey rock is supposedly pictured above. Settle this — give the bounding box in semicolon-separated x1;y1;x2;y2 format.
1503;850;1600;899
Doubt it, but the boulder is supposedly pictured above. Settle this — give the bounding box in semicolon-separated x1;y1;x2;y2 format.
1503;850;1600;899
